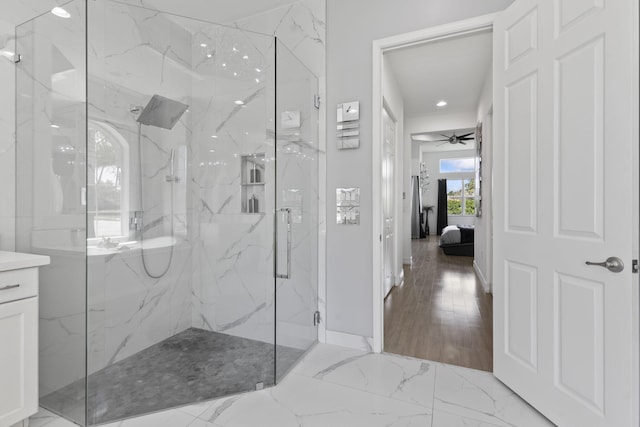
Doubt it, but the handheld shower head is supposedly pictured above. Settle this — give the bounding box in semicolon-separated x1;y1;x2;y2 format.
136;94;189;130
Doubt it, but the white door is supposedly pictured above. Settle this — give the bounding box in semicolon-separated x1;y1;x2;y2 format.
493;1;637;426
382;107;396;297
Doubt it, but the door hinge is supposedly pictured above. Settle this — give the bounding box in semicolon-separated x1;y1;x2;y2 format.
313;94;321;109
633;259;638;274
313;310;321;326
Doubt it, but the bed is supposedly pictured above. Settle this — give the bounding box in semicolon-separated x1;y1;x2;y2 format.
439;224;474;256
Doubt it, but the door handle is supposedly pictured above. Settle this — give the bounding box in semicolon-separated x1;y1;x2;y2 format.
276;208;292;279
585;257;624;273
0;284;20;291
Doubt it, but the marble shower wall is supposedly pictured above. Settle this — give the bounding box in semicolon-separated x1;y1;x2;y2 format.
233;0;325;79
189;1;325;349
86;1;195;370
188;23;277;345
235;0;326;350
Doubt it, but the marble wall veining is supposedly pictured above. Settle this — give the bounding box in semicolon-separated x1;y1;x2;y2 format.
233;0;325;79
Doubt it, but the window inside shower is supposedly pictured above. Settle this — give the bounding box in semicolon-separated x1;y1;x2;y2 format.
87;121;129;239
14;1;319;425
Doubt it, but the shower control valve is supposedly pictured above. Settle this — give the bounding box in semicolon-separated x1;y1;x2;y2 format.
130;211;143;231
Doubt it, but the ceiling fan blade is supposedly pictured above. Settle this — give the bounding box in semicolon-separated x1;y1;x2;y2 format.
432;138;450;142
458;136;475;140
439;134;452;139
459;141;467;145
458;132;474;138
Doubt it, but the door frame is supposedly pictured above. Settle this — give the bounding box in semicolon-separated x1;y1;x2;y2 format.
371;12;498;353
381;101;399;298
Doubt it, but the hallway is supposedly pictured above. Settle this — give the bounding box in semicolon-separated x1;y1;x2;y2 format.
384;236;493;371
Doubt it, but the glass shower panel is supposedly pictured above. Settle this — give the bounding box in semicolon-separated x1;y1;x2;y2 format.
84;2;277;423
15;1;88;425
15;2;318;425
275;40;319;381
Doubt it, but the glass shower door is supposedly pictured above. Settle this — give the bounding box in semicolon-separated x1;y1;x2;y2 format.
15;1;88;424
275;40;319;380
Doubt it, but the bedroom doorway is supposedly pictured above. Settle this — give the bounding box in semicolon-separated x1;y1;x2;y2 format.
372;16;495;372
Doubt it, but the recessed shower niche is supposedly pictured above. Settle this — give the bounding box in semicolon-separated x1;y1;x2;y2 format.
241;153;266;214
14;1;319;425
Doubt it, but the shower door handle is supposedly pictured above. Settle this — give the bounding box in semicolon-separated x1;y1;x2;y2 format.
277;208;292;279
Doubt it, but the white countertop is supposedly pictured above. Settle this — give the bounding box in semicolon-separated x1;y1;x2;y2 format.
0;251;50;272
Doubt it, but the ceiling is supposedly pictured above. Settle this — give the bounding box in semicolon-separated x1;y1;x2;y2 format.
2;0;298;26
385;30;492;118
385;30;492;152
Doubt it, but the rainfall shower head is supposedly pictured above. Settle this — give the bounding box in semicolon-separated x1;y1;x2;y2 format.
136;94;189;130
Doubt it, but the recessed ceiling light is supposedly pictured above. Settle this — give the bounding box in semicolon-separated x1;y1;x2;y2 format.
242;55;249;60
222;63;227;68
436;100;447;107
255;78;260;83
234;100;244;105
206;53;212;58
255;68;261;73
51;7;70;18
50;124;60;129
200;43;207;48
211;135;218;138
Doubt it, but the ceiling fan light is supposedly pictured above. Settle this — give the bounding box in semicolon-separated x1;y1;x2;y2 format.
436;100;447;107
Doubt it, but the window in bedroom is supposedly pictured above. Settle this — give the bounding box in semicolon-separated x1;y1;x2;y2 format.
447;179;476;216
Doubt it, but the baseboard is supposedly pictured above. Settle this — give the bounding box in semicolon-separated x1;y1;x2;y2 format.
397;268;404;286
325;330;374;352
473;260;491;293
403;256;412;265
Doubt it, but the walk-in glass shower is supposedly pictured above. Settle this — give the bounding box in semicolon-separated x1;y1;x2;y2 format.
15;1;319;425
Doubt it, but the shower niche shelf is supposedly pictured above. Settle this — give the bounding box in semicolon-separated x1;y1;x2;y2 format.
241;153;266;214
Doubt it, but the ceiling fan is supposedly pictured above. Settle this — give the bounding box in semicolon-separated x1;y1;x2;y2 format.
433;132;474;146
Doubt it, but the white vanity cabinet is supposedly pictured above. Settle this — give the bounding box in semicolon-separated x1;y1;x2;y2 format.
0;252;49;427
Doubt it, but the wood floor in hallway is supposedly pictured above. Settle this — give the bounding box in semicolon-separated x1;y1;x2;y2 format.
384;236;493;372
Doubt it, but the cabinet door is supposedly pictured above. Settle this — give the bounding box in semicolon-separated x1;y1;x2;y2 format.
0;297;38;426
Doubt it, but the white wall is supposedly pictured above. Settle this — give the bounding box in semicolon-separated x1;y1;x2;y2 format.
325;0;513;340
382;56;404;286
474;67;493;292
419;149;476;234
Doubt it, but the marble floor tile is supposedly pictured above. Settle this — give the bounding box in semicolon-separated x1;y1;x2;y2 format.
31;343;552;427
292;344;437;409
432;409;504;427
100;408;196;427
28;408;78;427
433;363;554;427
195;373;431;427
